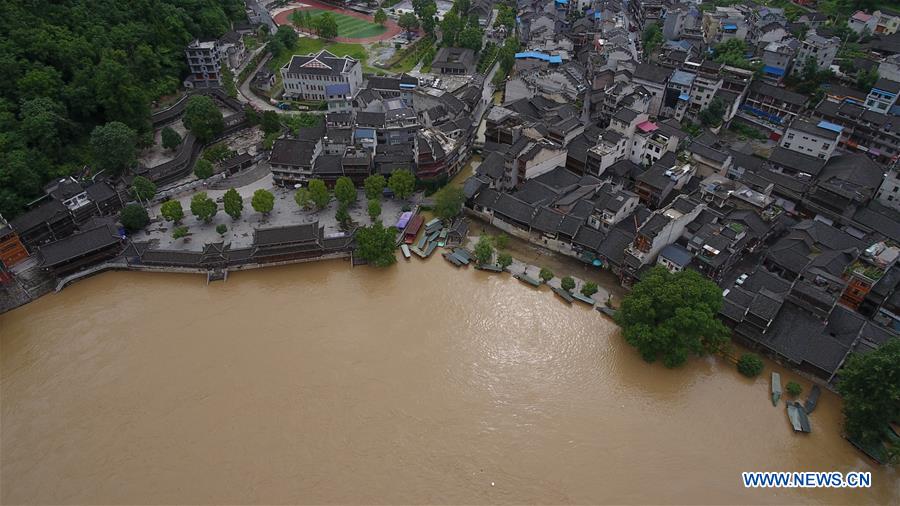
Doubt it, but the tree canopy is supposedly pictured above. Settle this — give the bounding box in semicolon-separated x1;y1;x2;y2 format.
355;221;397;267
90;122;137;175
364;174;386;200
374;9;387;27
160;200;184;223
308;179;330;209
316;12;339;40
183;95;224;143
161;126;182;150
334;176;357;206
474;235;494;265
251;188;275;215
614;266;730;368
130;176;157;202
120;203;149;232
388;170;415;199
223;188;243;219
433;185;465;220
190;192;217;222
837;339;900;449
194;159;214;179
398;13;420;40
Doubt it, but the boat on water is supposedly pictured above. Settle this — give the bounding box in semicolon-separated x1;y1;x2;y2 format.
595;306;617;318
452;248;471;265
804;385;821;414
443;252;463;266
427;229;441;243
416;233;428;250
403;215;424;244
514;273;541;287
423;241;438;257
424;218;441;230
552;286;574;304
400;244;411;259
571;291;595;306
772;372;782;406
411;246;426;258
787;402;812;433
475;264;504;272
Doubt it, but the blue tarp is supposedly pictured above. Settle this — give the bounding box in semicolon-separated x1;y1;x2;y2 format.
514;51;562;63
678;92;690;101
556;0;567;4
723;23;738;30
594;12;602;19
817;120;844;133
763;65;785;76
399;83;416;89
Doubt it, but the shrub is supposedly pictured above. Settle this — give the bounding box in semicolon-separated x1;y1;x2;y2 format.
786;381;802;397
539;267;554;282
737;353;764;378
194;159;214;179
120;204;149;233
497;252;512;270
216;224;227;235
172;226;189;239
561;276;575;292
581;282;599;297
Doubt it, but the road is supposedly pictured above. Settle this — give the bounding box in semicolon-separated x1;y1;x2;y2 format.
237;51;279;112
245;0;276;32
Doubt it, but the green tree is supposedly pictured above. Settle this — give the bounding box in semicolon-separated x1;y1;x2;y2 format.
837;339;900;447
699;98;726;128
275;25;298;50
856;68;879;92
474;235;494;265
614;266;730;368
308;179;330;209
316;12;339;40
493;233;509;250
355;221;398;267
251;188;275;215
130;176;157;202
334;176;357;206
161;126;182;150
172;226;189;239
786;381;803;397
539;267;554;282
367;198;381;221
216;223;227;235
459;26;483;52
183;95;224;143
223;188;243;219
374;8;387;27
399;12;420;40
497;252;513;270
581;282;598;297
120;204;149;232
90;121;136;175
336;202;351;230
561;276;576;292
440;12;463;46
294;188;312;209
388;169;416;199
364;174;386;200
433;185;465;220
737;353;764;377
194;159;214;179
641;24;663;55
260;110;281;135
190;192;217;222
160;200;184;223
713;39;751;69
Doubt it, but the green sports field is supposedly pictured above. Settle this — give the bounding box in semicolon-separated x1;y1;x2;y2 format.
303;9;387;39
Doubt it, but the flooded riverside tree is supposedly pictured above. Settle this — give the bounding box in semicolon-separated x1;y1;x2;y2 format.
160;200;184;224
355;222;397;267
615;266;729;368
433;186;465;221
388;170;415;200
251;189;275;216
837;339;900;456
474;235;494;265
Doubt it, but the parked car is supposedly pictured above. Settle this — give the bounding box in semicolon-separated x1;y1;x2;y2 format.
735;274;749;286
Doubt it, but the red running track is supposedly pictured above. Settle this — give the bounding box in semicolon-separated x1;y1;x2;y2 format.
272;1;402;43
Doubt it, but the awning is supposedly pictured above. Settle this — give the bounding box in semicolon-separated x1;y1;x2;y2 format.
763;65;785;76
678;92;690;101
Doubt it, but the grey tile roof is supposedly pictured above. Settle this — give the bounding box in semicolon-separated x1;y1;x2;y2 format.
38;224;121;267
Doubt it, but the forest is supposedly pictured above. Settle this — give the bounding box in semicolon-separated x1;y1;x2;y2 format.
0;0;246;219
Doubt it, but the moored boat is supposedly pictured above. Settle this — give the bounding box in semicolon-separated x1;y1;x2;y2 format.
400;244;411;259
552;286;574;304
571;291;595;306
443;252;463;266
423;241;438;257
475;264;504;272
595;306;617;318
772;372;782;406
804;385;821;414
787;402;811;433
514;273;541;287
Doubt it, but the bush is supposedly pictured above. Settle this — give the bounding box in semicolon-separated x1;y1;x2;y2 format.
120;204;149;232
581;282;598;297
194;159;214;179
786;381;802;397
561;276;575;292
216;224;227;235
497;252;513;270
172;226;189;239
737;353;764;378
539;267;554;282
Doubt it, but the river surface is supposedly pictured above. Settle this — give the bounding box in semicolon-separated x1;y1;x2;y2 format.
1;258;898;504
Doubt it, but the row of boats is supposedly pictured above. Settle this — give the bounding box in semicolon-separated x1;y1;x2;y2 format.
771;372;821;433
400;217;446;260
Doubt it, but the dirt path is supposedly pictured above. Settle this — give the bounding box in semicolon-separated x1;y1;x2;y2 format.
272;1;402;44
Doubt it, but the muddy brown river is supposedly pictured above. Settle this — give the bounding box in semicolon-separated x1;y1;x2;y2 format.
1;258;898;504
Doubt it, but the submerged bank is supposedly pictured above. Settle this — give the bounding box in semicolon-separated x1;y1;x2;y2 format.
1;258;897;504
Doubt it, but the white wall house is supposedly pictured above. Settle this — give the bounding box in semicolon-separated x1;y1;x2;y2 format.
281;50;363;101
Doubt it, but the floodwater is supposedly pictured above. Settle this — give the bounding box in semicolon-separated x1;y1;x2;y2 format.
1;259;898;504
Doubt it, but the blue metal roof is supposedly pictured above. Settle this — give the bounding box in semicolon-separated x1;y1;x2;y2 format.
399;83;416;89
873;87;898;97
514;51;562;64
354;128;376;139
763;65;785;76
817;120;844;134
325;83;351;96
594;12;602;19
555;0;568;4
723;23;738;30
678;92;690;101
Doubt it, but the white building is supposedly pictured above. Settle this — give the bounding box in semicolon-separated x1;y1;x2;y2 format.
281;50;363;101
779;119;842;160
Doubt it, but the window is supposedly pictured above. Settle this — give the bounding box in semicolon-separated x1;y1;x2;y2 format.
783;142;791;148
823;143;831;149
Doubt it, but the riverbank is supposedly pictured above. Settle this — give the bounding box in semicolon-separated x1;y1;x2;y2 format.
2;259;896;504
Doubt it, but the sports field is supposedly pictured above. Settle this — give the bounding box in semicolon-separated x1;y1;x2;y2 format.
300;9;386;39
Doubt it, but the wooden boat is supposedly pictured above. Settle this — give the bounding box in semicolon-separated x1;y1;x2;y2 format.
424;218;441;230
771;372;782;406
416;233;427;250
411;246;426;258
423;241;438;257
453;248;472;263
552;286;574;304
514;273;541;287
803;385;821;414
403;215;424;244
571;291;596;306
400;244;411;259
475;264;504;272
443;252;463;266
427;229;441;243
595;306;617;318
787;402;811;433
846;435;888;465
